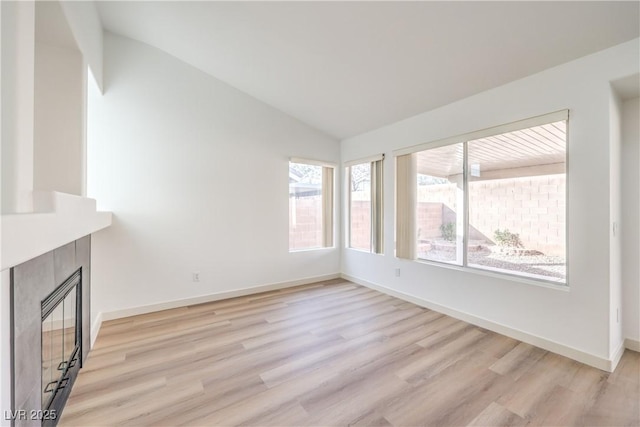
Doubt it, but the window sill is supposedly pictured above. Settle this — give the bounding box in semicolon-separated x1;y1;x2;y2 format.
346;247;372;254
289;246;336;253
414;258;569;291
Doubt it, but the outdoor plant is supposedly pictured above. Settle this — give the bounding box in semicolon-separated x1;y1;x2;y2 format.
494;229;523;248
440;222;456;242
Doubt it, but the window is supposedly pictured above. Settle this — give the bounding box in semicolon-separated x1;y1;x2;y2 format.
349;163;371;250
396;111;567;284
289;159;334;250
346;155;384;253
416;144;464;265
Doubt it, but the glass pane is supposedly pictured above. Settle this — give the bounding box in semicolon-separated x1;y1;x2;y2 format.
42;302;64;407
467;120;566;283
416;143;464;265
289;162;323;250
42;310;54;407
52;303;64;374
63;287;77;364
349;163;371;251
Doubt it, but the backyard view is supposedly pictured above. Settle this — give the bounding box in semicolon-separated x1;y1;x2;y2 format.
416;120;567;283
289;162;323;250
416;143;464;265
349;163;372;251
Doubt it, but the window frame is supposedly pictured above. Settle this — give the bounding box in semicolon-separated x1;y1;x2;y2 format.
345;154;385;254
288;158;336;252
394;110;569;287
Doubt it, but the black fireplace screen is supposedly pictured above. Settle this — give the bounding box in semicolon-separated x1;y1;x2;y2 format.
41;269;82;412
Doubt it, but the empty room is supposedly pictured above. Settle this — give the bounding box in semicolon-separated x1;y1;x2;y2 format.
1;1;639;426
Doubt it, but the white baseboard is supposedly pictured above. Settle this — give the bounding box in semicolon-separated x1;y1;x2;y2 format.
342;273;617;372
90;311;102;348
96;273;341;325
625;338;640;352
610;342;626;372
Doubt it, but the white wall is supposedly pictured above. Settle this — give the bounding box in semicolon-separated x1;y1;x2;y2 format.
88;33;341;323
341;39;639;366
1;0;35;213
34;43;84;195
59;0;103;90
58;1;103;199
621;96;640;344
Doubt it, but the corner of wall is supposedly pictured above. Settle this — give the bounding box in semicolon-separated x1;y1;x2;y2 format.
90;310;102;348
608;86;624;358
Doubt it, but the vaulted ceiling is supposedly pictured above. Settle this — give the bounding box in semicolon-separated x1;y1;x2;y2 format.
96;1;639;139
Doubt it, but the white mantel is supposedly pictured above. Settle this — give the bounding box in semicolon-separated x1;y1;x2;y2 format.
1;191;112;270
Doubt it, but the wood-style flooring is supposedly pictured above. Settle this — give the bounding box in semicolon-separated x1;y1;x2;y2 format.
60;279;640;426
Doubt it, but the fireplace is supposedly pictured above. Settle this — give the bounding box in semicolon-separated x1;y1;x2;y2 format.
41;269;82;418
10;236;91;427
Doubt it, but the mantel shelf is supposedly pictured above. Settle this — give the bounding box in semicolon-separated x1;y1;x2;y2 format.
1;192;112;270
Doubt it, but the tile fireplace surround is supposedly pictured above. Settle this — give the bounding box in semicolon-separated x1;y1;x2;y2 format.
10;236;91;427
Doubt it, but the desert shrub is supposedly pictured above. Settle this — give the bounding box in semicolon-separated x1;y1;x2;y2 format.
494;229;523;248
440;222;456;242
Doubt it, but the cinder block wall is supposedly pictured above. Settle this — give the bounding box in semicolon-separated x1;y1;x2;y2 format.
415;174;566;256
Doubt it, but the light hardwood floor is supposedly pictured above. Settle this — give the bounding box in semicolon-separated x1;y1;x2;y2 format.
60;279;639;426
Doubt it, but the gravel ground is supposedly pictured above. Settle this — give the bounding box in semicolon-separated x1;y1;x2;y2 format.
419;244;566;281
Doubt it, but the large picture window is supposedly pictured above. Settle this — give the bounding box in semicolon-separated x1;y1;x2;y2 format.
346;155;384;253
396;111;567;284
289;159;334;250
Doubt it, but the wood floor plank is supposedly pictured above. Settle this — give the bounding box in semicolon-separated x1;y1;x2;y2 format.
303;371;410;426
529;384;590;426
489;341;547;380
240;401;310;427
475;330;520;359
60;280;640;427
62;376;167;420
259;331;385;388
170;331;343;386
467;401;527;427
607;349;640;394
384;351;512;426
496;364;560;419
395;327;487;382
583;380;640;426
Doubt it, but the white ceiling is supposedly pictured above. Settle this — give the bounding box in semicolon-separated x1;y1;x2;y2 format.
96;1;639;139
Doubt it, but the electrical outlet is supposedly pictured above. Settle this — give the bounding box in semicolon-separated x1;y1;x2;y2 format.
395;268;401;277
192;272;200;282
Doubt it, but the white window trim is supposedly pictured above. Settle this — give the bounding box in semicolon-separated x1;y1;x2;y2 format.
344;153;384;167
393;110;569;157
290;157;337;168
416;258;570;291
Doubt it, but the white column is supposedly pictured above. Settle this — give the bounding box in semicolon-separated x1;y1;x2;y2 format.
1;0;35;213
